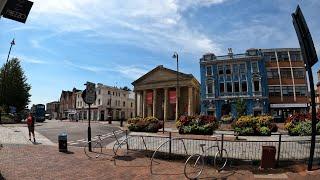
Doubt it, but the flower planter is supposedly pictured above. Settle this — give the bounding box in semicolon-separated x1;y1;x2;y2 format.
176;115;218;135
284;113;320;136
233;115;275;136
127;117;162;133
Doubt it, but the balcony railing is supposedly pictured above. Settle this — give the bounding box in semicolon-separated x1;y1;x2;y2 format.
219;91;263;97
253;91;262;96
220;92;248;97
206;93;215;98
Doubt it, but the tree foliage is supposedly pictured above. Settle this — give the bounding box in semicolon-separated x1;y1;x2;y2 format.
121;86;131;91
235;98;246;117
0;58;31;113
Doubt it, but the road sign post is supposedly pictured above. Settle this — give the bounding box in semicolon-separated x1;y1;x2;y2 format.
292;5;318;171
82;82;96;152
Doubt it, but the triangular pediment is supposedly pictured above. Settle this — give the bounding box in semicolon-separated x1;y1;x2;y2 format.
132;65;193;86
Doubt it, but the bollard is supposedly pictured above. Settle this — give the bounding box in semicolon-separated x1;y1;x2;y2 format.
169;132;172;156
277;134;282;167
221;134;224;158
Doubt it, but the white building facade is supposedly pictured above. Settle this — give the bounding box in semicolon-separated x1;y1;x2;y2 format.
75;83;135;121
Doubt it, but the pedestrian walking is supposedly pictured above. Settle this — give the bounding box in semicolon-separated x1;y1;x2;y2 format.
27;113;36;143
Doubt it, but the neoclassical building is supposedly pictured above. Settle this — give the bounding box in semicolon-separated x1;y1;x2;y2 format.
75;83;135;121
132;65;200;121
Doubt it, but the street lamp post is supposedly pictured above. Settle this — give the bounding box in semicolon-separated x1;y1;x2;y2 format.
0;38;15;124
172;52;179;121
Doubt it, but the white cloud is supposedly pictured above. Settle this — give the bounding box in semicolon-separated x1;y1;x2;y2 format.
12;55;49;65
63;60;106;73
115;65;149;80
28;0;226;56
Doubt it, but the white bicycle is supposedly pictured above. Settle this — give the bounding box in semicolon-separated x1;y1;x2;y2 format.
184;138;228;179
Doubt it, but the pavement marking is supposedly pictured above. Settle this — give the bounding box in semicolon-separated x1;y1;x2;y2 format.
69;142;80;145
67;130;124;146
253;174;288;179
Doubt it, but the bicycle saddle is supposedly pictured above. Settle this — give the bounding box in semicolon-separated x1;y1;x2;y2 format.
199;144;206;147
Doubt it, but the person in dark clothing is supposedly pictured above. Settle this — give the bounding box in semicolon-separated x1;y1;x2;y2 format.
27;113;36;142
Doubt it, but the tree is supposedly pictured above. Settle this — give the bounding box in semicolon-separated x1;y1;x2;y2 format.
235;98;246;117
121;86;131;91
0;58;31;113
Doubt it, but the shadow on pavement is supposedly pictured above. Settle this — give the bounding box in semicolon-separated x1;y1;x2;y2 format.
32;142;42;145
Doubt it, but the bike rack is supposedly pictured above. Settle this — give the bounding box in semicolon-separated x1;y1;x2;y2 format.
150;137;188;174
113;135;149;156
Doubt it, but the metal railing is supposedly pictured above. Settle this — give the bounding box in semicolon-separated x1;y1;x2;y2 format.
125;132;320;163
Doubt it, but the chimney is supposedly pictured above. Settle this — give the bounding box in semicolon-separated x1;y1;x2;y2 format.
228;48;233;58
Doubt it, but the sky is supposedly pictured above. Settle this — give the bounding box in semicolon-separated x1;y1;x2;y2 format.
0;0;320;107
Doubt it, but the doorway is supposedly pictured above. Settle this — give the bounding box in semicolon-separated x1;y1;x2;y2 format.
100;110;105;121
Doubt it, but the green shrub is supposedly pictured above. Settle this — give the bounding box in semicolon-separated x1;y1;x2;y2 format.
233;115;275;136
259;127;271;136
289;123;302;136
317;122;320;134
241;127;254;135
299;121;312;136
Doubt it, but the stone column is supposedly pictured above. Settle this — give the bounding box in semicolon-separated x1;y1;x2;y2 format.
175;87;179;120
164;88;168;122
143;90;146;118
134;91;138;117
188;87;193;116
153;89;157;117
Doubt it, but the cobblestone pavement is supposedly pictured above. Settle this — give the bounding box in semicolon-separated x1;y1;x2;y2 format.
1;144;320;179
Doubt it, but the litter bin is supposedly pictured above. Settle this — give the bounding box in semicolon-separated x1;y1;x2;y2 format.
260;146;276;169
58;133;68;152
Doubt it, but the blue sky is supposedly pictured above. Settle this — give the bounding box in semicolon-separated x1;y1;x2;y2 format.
0;0;319;106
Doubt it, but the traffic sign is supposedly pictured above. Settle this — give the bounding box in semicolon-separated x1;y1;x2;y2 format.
1;0;33;23
82;82;96;105
292;5;318;67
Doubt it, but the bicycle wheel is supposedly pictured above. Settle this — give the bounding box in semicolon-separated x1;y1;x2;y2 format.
114;138;129;157
214;149;228;171
184;154;204;179
84;141;102;158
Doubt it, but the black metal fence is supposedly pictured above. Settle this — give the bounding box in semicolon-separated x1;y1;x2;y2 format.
126;132;320;163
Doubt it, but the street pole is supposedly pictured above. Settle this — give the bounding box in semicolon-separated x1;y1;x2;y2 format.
0;38;15;124
88;104;92;151
307;66;316;171
173;52;179;121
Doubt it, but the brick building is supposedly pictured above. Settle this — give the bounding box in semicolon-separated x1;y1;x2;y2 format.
316;70;320;112
263;48;308;121
46;101;60;119
59;88;80;119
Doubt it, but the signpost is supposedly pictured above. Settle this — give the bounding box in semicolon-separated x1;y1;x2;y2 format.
292;5;318;171
1;0;33;23
82;82;96;152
